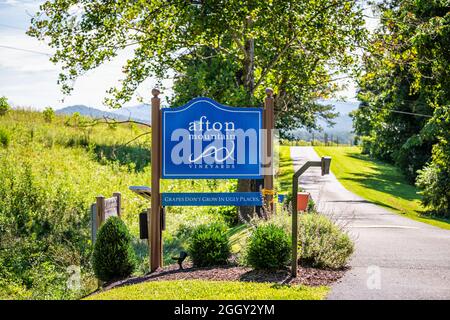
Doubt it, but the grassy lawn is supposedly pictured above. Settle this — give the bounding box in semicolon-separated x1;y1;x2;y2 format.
277;145;294;194
314;146;450;230
85;280;328;300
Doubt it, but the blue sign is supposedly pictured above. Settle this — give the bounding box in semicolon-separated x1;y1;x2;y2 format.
161;192;263;206
161;97;263;179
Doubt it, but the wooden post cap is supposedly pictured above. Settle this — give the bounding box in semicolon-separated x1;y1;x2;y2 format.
152;88;160;97
265;88;274;97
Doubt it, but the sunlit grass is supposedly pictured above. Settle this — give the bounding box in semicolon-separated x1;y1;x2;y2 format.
277;146;294;194
314;146;450;230
85;279;328;300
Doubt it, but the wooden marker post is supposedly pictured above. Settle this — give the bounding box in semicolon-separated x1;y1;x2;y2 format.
95;195;106;231
150;88;162;272
263;88;275;215
92;193;121;243
113;192;122;217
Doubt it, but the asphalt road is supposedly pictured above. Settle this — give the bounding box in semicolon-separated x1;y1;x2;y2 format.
290;146;450;300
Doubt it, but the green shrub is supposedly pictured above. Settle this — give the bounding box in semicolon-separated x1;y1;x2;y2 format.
43;107;55;123
0;96;10;116
416;162;450;217
0;128;10;147
245;223;290;270
208;206;239;226
188;222;231;267
92;217;136;282
298;214;353;269
360;136;373;155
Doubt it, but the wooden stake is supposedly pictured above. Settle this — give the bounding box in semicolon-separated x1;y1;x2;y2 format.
96;195;105;230
264;88;274;215
150;88;162;272
113;192;122;218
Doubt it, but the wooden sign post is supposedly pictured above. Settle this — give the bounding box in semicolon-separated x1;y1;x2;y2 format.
263;88;275;214
150;88;163;272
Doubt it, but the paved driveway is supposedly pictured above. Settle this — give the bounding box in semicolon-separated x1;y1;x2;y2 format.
290;146;450;299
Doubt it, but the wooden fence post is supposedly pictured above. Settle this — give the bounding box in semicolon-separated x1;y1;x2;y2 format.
96;195;106;230
150;88;162;272
264;88;275;215
113;192;122;218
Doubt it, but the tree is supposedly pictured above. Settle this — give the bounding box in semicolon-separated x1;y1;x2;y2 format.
29;0;366;217
29;0;365;126
0;96;10;116
43;107;55;123
352;0;450;214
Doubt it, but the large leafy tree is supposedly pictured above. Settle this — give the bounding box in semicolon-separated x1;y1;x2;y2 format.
29;0;365;127
29;0;366;217
352;0;450;214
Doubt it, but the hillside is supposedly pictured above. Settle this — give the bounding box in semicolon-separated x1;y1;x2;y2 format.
0;109;230;299
56;104;150;124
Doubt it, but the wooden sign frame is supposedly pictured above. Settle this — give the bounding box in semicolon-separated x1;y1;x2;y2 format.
148;88;274;272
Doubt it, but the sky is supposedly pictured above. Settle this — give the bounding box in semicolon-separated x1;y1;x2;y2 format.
0;1;378;111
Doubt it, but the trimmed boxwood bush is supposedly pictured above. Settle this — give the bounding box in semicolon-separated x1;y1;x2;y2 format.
298;214;353;269
188;222;231;267
92;217;136;282
246;223;291;270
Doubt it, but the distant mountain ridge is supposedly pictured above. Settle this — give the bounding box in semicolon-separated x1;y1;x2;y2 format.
55;104;150;124
291;100;359;142
56;100;359;137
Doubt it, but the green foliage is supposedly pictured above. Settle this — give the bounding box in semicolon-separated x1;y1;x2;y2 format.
92;217;136;282
360;136;373;155
30;1;366;134
86;279;329;300
416;160;450;217
297;214;353;269
245;224;290;270
0;96;10;116
0;128;10;148
0;109;236;299
352;0;450;213
188;222;231;267
43;107;55;123
208;206;239;227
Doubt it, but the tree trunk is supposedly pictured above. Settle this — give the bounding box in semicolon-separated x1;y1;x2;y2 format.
238;17;261;221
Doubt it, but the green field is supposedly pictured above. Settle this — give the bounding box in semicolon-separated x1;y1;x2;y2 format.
86;279;328;300
277;145;294;194
0;109;234;299
0;110;325;300
314;146;450;230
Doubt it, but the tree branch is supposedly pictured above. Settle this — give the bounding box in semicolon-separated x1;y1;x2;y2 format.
253;0;356;94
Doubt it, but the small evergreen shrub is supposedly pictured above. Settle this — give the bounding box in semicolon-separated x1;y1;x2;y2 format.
188;222;231;267
246;223;291;270
92;217;136;282
298;214;353;269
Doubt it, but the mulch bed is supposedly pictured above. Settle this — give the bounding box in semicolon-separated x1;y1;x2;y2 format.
102;262;347;292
